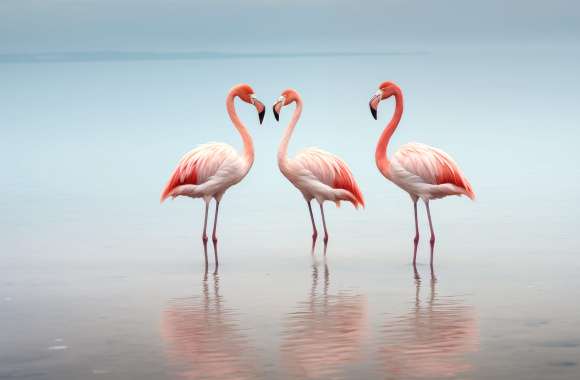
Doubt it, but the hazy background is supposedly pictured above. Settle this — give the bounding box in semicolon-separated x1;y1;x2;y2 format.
1;1;579;379
0;0;578;51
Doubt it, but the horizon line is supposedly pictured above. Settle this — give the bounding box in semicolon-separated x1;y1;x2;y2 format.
0;50;428;64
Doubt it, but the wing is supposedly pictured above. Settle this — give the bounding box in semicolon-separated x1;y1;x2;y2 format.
393;143;475;199
294;148;365;207
160;143;237;202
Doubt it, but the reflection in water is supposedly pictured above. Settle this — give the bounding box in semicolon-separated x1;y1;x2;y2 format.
281;261;368;379
379;266;479;379
161;272;256;380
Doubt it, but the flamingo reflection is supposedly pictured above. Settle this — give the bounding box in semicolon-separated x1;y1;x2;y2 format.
379;265;479;379
281;261;368;379
161;271;256;380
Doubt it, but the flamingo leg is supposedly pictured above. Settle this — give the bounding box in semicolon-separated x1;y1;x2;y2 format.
424;200;436;265
201;201;210;267
211;200;220;268
319;203;329;250
307;201;318;252
412;199;419;265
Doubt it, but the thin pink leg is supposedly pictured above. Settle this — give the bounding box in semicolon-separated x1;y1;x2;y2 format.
425;200;436;266
307;201;318;253
319;203;329;253
201;201;209;267
412;200;419;264
211;200;220;268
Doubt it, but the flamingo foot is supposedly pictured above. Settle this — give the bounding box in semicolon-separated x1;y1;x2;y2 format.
430;263;437;281
412;263;420;280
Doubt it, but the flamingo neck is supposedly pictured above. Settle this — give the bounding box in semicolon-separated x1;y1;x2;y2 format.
278;98;302;168
375;90;403;177
226;93;254;166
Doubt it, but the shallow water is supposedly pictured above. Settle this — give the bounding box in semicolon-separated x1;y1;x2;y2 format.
2;251;579;380
1;47;580;379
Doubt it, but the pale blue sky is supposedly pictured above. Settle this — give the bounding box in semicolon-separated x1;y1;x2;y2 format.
0;0;578;53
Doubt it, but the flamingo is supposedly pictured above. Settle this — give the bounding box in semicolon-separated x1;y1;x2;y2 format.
369;81;475;265
273;89;364;251
160;83;265;266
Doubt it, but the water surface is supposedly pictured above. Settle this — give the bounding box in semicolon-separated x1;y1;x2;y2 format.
1;47;579;379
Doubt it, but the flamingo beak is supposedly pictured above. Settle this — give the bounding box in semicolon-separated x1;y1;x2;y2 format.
272;96;285;122
369;90;382;120
250;94;265;124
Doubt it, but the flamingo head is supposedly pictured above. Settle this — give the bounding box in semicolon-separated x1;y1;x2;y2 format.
369;81;400;120
233;83;265;124
272;88;299;122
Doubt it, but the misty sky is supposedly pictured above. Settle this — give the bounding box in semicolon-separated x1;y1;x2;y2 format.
1;0;578;53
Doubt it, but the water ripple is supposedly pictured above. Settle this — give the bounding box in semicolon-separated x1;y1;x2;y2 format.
280;263;368;379
161;274;257;380
377;267;479;379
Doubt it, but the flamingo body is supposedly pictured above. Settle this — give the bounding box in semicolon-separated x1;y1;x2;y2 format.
160;143;249;202
283;147;364;208
388;142;475;201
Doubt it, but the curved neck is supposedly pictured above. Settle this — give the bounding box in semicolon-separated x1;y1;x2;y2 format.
278;98;302;167
226;93;254;165
375;90;403;176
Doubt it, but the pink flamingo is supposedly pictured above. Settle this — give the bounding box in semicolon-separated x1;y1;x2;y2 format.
161;84;265;265
273;89;364;251
369;81;475;265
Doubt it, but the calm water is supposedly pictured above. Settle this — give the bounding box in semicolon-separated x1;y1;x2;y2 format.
1;47;580;379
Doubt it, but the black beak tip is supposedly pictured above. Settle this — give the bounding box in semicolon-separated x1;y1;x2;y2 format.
273;105;280;122
370;105;377;120
258;109;265;125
